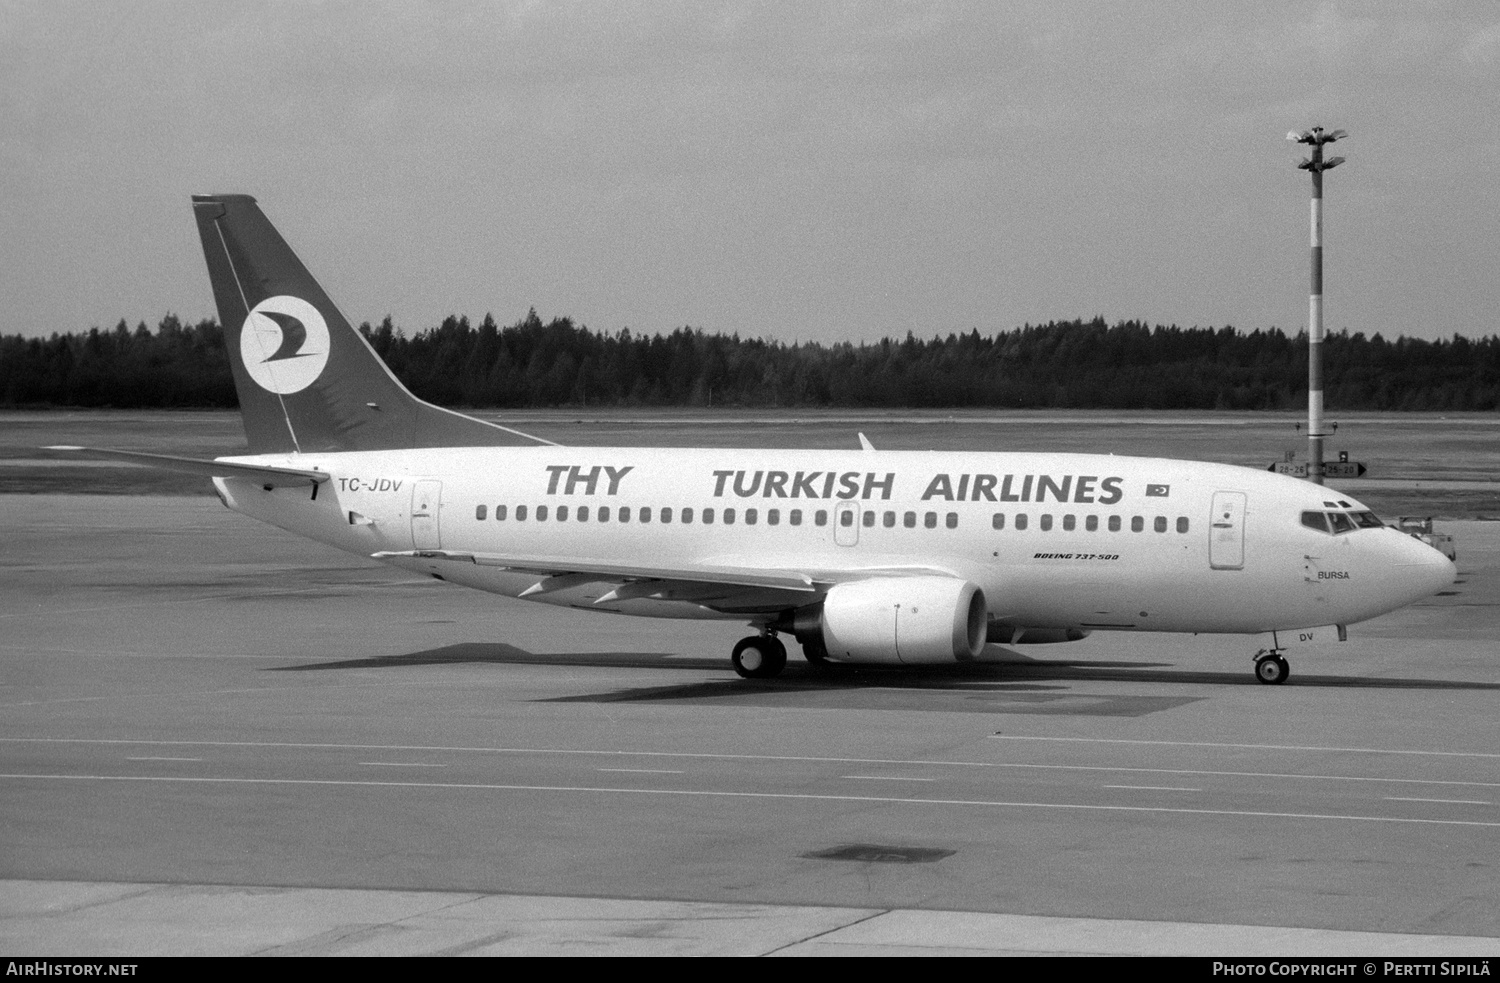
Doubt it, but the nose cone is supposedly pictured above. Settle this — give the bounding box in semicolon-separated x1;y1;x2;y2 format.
1385;530;1458;602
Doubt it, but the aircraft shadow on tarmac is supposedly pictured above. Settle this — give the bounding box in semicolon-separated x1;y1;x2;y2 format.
268;642;1158;679
266;642;1500;696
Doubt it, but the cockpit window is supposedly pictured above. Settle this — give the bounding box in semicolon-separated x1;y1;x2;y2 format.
1305;509;1382;535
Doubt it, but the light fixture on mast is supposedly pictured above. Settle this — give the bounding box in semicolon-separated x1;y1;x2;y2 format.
1287;126;1346;485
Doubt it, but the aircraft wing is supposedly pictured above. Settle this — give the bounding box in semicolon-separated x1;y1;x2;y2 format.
374;549;822;594
42;446;329;487
372;549;962;612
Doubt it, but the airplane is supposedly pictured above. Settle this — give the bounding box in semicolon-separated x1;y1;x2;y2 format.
50;194;1457;685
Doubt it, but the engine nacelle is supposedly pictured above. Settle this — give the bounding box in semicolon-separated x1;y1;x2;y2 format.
816;577;988;664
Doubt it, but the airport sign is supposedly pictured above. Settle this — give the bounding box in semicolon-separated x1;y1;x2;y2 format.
1268;461;1367;478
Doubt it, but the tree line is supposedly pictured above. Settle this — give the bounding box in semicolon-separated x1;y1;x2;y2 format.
3;310;1499;411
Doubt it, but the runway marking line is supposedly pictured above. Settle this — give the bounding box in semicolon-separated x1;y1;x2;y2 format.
1103;785;1201;792
0;585;359;621
597;768;684;774
359;762;448;768
989;734;1500;759
125;756;202;762
5;772;1500;830
5;738;1498;789
843;776;936;782
1384;797;1490;806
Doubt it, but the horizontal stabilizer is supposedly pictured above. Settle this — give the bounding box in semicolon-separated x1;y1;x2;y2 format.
42;446;329;487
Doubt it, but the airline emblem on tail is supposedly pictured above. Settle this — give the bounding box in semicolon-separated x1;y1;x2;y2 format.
240;295;330;394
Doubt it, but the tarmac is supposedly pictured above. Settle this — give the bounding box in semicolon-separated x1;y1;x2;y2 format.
8;881;1498;956
2;496;1498;956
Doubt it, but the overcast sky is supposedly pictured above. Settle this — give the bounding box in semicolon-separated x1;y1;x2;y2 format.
3;1;1497;345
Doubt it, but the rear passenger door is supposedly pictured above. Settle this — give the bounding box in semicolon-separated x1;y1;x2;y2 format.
411;479;443;550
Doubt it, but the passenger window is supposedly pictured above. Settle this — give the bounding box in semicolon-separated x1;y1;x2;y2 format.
1176;516;1189;533
769;509;780;526
746;508;758;525
1130;516;1143;532
839;510;853;527
639;507;651;523
1154;516;1167;533
1015;513;1028;530
1328;512;1355;534
789;509;802;526
884;511;896;528
862;511;875;527
537;505;549;521
1108;515;1120;532
475;505;487;520
903;512;916;528
596;506;607;523
557;505;568;522
1040;514;1053;531
945;512;958;529
681;508;693;524
1062;514;1075;531
724;508;736;525
618;507;629;523
924;512;937;529
1085;514;1097;532
496;505;507;521
517;505;528;521
578;506;589;522
660;507;671;523
992;513;1005;530
814;510;827;527
702;508;714;524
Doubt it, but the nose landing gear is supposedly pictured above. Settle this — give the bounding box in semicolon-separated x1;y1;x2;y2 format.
1253;644;1290;685
731;634;787;679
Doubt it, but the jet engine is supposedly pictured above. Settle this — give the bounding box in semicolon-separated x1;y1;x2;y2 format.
804;576;988;664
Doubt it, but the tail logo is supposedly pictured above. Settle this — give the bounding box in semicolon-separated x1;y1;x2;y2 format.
240;296;330;394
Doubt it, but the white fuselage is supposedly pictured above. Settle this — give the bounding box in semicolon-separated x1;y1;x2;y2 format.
213;446;1456;637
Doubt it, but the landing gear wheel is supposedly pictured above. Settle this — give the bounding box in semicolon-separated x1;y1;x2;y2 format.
732;635;787;679
799;635;830;665
1255;655;1290;685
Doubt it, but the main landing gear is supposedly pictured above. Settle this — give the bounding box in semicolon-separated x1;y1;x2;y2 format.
1253;648;1291;685
731;634;787;679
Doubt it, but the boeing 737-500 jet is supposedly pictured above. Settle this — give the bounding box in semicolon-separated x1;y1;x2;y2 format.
51;195;1457;684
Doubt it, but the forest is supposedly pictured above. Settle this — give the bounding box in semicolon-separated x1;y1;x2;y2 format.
2;311;1498;411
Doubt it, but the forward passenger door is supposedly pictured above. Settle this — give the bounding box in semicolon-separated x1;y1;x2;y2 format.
1209;491;1246;570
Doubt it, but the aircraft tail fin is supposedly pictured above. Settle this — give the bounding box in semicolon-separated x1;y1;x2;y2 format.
191;194;554;454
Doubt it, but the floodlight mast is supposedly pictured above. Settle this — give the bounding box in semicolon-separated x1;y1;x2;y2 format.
1288;126;1347;485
